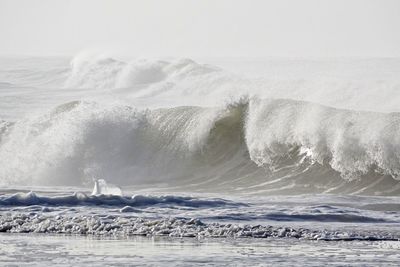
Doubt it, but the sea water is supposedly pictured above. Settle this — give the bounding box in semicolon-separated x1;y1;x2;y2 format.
1;55;400;265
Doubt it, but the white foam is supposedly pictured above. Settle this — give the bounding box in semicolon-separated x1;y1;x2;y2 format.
91;179;122;196
0;213;397;241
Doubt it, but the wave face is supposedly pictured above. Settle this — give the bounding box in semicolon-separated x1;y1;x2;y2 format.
1;96;400;195
2;55;400;195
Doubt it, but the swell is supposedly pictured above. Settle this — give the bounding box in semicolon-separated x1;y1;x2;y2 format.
1;98;400;195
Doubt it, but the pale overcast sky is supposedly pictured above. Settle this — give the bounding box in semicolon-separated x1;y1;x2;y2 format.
0;0;399;57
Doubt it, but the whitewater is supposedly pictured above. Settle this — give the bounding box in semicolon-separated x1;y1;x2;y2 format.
2;54;400;265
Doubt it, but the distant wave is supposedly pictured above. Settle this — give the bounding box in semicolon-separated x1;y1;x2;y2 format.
3;55;400;113
1;97;400;195
61;54;400;113
64;53;220;90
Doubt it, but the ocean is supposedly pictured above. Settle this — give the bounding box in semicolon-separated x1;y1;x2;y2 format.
1;54;400;265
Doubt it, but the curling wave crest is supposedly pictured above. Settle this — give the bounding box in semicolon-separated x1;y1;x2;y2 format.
1;97;400;195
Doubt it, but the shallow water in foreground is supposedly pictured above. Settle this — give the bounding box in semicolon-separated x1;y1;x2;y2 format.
1;234;400;266
1;190;400;265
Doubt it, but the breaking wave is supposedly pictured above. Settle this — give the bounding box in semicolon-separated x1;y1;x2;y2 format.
1;96;400;195
60;54;400;113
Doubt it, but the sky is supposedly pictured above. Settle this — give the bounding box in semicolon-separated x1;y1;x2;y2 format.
0;0;399;57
